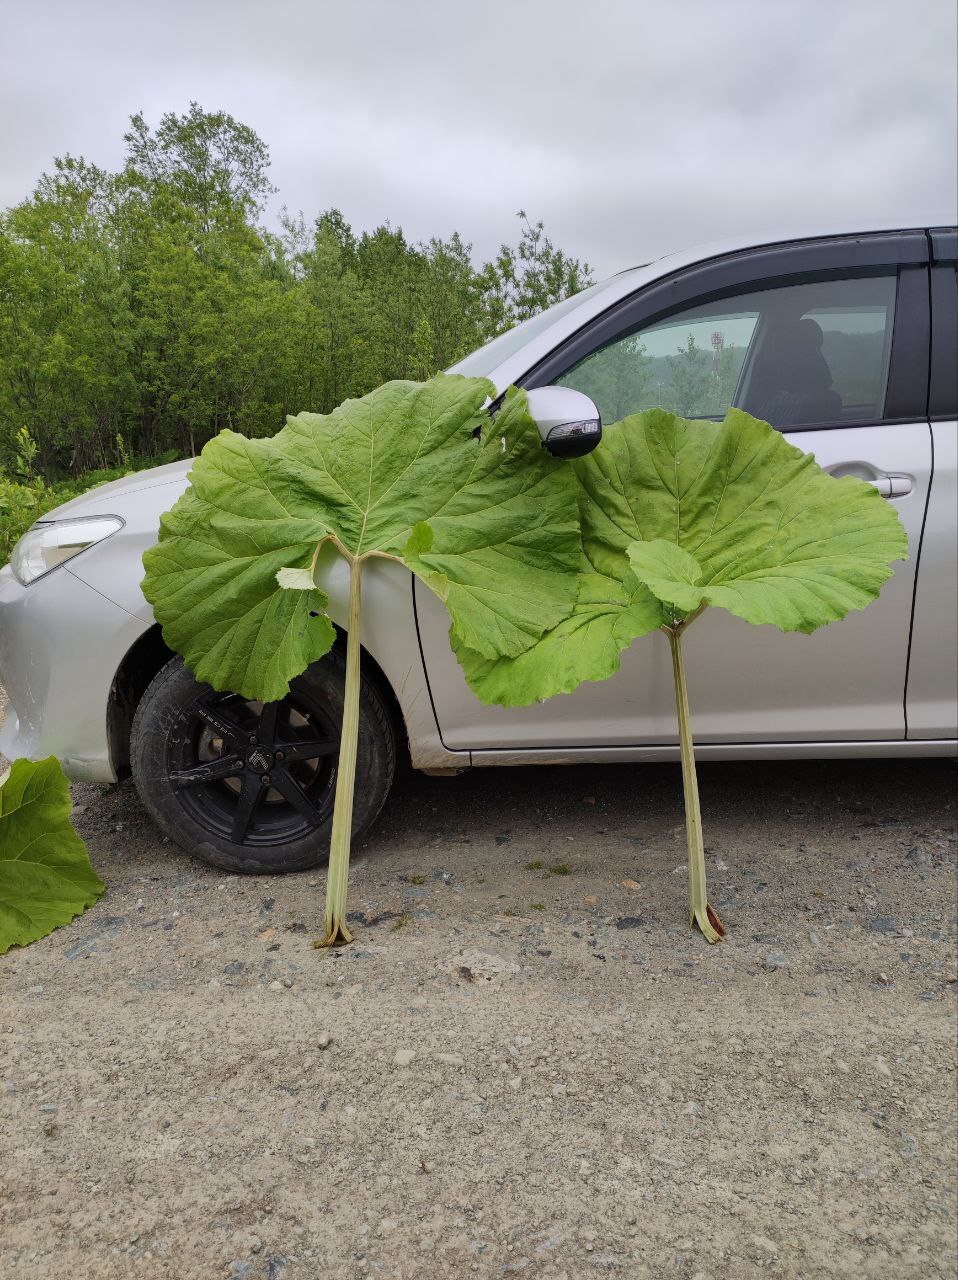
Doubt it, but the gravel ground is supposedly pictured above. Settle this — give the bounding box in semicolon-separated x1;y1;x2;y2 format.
2;745;956;1280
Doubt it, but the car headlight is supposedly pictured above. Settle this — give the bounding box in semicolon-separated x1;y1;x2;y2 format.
11;516;124;586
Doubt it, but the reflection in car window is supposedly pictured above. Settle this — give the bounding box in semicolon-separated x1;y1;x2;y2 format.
556;273;898;429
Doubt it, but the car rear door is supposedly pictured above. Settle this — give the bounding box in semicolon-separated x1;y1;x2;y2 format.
905;230;958;739
417;232;932;751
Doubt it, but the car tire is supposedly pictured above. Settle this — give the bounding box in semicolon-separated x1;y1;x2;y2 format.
130;651;396;874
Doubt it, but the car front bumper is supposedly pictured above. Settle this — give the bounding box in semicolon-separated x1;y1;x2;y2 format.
0;562;149;781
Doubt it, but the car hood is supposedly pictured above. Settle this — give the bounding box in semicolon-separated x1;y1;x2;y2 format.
41;458;194;520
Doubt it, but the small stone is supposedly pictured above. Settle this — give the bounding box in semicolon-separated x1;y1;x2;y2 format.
866;917;897;934
508;1076;522;1090
435;1053;464;1067
583;896;598;909
317;1032;333;1050
874;1057;892;1078
394;1049;417;1067
268;979;283;991
764;953;788;971
751;1235;779;1255
282;977;293;989
620;879;642;891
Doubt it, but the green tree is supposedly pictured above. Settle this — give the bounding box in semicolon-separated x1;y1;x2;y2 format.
0;109;592;485
666;332;712;417
478;211;593;332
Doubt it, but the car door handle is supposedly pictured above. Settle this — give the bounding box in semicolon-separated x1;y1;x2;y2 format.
826;463;913;499
870;474;913;499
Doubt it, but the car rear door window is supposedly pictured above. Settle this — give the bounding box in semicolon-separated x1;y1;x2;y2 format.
556;272;898;429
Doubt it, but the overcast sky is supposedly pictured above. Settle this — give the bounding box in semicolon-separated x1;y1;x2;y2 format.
1;0;955;276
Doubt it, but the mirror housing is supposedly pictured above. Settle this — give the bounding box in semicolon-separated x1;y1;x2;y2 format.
525;386;602;458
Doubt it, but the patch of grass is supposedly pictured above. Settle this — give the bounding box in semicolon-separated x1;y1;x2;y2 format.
525;860;544;871
502;908;519;918
529;903;545;911
549;862;572;876
404;874;427;886
475;874;486;884
390;913;412;931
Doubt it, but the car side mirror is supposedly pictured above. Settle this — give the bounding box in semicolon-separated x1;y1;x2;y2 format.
525;386;602;458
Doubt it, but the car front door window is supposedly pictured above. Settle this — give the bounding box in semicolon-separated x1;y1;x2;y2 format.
556;272;898;430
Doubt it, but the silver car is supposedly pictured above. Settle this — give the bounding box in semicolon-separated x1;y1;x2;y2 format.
2;223;955;873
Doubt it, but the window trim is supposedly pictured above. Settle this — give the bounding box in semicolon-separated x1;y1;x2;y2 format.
520;231;931;431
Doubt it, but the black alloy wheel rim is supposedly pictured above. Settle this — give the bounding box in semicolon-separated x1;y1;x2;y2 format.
167;685;340;847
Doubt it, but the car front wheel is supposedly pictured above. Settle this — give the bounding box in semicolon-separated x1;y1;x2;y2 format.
130;652;396;873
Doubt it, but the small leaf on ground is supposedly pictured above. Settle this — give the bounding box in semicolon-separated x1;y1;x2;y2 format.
0;758;104;953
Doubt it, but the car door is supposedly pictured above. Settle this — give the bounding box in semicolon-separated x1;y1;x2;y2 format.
905;233;958;739
417;232;932;750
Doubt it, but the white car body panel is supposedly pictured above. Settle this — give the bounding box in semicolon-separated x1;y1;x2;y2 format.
906;418;958;737
0;562;148;780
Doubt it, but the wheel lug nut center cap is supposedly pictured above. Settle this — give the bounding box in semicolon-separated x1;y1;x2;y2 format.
246;747;274;774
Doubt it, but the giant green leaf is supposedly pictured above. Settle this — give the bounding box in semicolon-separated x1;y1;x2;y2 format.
142;375;580;702
454;566;664;706
456;407;907;706
0;757;104;953
622;408;909;631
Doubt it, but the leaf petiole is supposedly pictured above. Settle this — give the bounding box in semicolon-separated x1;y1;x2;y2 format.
314;554;363;948
664;622;725;944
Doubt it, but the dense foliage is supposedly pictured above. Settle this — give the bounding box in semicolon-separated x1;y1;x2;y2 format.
0;104;591;493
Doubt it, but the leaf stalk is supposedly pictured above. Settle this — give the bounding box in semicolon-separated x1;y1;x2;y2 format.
664;624;726;943
314;554;364;948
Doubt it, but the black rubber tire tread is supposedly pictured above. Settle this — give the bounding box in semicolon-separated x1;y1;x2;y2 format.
130;651;396;874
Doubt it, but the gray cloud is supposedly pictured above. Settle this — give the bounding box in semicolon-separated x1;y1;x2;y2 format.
2;0;955;274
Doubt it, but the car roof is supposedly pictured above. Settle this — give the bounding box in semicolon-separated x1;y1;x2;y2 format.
465;218;956;394
615;217;955;278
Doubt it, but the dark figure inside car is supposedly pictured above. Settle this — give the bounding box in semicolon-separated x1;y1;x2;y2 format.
745;315;844;427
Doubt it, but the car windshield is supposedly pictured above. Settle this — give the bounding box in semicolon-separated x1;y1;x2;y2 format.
447;277;624;378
